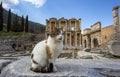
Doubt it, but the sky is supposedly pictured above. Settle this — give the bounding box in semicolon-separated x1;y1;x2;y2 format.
0;0;120;30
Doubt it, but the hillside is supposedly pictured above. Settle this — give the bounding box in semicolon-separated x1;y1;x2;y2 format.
3;9;45;33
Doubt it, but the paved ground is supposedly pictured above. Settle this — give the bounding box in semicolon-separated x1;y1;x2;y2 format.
0;50;120;77
0;56;120;77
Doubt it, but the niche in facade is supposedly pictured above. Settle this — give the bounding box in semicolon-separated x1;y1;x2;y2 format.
93;38;99;48
71;21;75;31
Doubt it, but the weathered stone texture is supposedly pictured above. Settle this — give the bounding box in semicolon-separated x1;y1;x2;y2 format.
46;18;81;50
101;25;114;43
0;34;45;51
0;60;11;73
112;6;120;26
82;22;101;49
107;40;120;56
1;57;120;77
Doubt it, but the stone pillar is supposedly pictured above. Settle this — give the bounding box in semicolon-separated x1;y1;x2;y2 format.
75;33;77;47
80;34;82;47
85;38;87;48
107;6;120;56
58;21;60;28
55;21;57;27
82;37;84;48
82;37;86;49
65;32;67;48
66;21;67;30
86;38;88;48
70;20;71;30
50;21;51;32
75;21;76;31
80;34;81;46
111;6;120;40
76;33;78;47
75;21;78;47
79;19;81;30
86;38;89;48
70;33;71;47
97;37;100;46
77;33;79;46
112;6;119;26
91;38;93;48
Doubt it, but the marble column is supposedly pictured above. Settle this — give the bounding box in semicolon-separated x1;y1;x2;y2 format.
70;33;71;47
65;32;67;48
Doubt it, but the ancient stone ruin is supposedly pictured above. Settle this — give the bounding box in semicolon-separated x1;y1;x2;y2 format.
107;6;120;56
46;18;82;50
46;6;120;56
0;6;120;77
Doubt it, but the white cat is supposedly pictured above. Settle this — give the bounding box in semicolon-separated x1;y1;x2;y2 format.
30;27;64;73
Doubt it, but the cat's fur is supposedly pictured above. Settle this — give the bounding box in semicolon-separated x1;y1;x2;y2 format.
30;27;64;73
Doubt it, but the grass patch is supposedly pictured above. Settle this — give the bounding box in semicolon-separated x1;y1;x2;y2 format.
0;25;32;36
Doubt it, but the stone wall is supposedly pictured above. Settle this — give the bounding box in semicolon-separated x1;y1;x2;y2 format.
90;31;101;48
82;22;101;49
46;17;82;50
0;34;45;51
45;6;119;51
101;25;114;44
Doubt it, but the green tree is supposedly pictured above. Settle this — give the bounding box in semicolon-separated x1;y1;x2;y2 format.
21;15;24;32
0;2;3;31
7;9;11;32
11;14;19;32
40;26;45;33
25;15;28;32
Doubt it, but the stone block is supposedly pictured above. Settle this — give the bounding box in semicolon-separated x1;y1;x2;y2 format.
107;40;120;56
0;60;11;73
83;48;91;52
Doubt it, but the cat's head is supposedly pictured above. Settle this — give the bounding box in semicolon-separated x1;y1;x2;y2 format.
49;26;64;42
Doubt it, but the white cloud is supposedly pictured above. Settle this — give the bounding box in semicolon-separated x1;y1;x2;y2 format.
24;0;46;8
0;0;19;8
0;0;46;8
